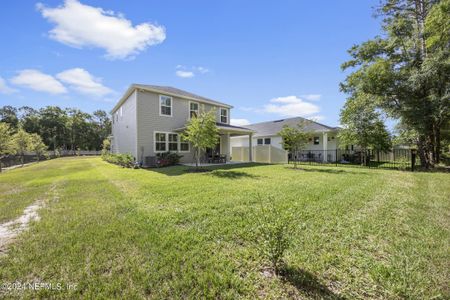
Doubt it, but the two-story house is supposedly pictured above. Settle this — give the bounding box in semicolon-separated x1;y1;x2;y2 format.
110;84;254;165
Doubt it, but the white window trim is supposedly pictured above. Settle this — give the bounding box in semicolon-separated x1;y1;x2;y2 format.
219;108;228;124
159;95;173;117
154;132;168;153
154;131;190;153
189;101;199;119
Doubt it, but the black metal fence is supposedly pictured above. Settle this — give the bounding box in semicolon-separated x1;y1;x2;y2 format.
289;149;416;171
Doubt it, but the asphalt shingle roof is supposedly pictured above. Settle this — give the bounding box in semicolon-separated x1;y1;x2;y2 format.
135;84;231;108
245;117;339;137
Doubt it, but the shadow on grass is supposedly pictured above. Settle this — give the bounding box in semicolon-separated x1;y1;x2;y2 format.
208;170;261;179
280;265;344;300
144;162;269;176
285;166;368;175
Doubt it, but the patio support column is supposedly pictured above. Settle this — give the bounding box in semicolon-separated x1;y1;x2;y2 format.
248;133;253;162
225;133;230;162
323;132;328;162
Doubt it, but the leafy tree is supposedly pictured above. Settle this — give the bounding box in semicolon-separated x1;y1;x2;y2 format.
182;110;219;169
11;128;31;166
66;108;93;152
339;94;392;165
278;121;311;169
19;106;40;134
38;106;68;152
0;122;13;172
29;133;47;161
340;0;449;168
0;106;19;130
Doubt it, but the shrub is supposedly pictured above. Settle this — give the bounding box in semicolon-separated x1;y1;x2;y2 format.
156;152;183;167
254;195;296;274
102;153;135;168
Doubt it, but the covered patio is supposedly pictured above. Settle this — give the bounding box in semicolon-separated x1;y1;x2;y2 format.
175;123;254;163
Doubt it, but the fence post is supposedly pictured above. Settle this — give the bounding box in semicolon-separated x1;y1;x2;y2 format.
335;149;338;166
411;149;416;172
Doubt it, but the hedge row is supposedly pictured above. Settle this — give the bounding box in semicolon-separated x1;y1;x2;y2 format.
102;153;135;168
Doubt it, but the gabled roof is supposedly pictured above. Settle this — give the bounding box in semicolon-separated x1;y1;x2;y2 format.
111;84;232;113
244;116;340;137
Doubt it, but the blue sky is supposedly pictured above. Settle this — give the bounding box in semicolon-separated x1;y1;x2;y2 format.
0;0;382;126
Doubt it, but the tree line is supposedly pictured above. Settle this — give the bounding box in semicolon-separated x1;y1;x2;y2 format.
0;105;111;152
339;0;449;168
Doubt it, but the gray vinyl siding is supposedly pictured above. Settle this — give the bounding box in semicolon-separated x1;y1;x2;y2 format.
111;90;137;157
136;90;228;164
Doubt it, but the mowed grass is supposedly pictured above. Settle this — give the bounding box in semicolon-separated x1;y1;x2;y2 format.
0;157;448;299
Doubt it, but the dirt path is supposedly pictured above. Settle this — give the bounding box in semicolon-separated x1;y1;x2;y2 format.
0;201;43;254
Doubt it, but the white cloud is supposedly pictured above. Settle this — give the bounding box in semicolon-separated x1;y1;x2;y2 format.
175;70;195;78
11;69;67;94
37;0;166;59
195;66;209;74
301;94;321;101
230;118;251;126
263;96;320;117
0;77;17;94
175;65;209;77
56;68;113;97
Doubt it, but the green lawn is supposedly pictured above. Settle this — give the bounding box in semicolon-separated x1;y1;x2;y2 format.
0;157;448;299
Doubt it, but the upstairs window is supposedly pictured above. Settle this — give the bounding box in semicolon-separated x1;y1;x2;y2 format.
190;102;199;118
168;134;178;151
160;95;172;116
257;138;263;145
314;136;320;145
155;133;166;151
220;108;228;124
264;138;271;145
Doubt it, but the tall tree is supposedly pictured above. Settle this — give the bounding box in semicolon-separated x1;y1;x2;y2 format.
341;0;449;168
18;106;40;134
338;94;392;165
182;111;219;169
0;122;13;172
38;106;68;151
0;106;19;130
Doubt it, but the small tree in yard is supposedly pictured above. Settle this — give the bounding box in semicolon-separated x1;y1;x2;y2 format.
29;133;47;161
278;121;311;169
182;110;219;169
255;195;296;274
11;128;31;166
0;122;13;172
101;138;111;156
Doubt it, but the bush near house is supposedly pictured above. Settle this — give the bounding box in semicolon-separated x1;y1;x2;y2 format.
156;152;183;167
102;153;135;168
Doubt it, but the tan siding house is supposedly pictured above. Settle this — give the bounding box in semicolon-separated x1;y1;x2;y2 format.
111;84;253;165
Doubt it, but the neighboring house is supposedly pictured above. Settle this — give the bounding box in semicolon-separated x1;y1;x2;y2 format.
230;116;340;162
110;84;253;165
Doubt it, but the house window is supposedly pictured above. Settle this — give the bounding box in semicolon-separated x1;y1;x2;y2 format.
264;138;271;145
180;136;189;152
155;133;166;151
257;138;263;145
160;95;172;116
190;102;199;118
314;137;320;145
220;108;228;123
168;134;178;151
